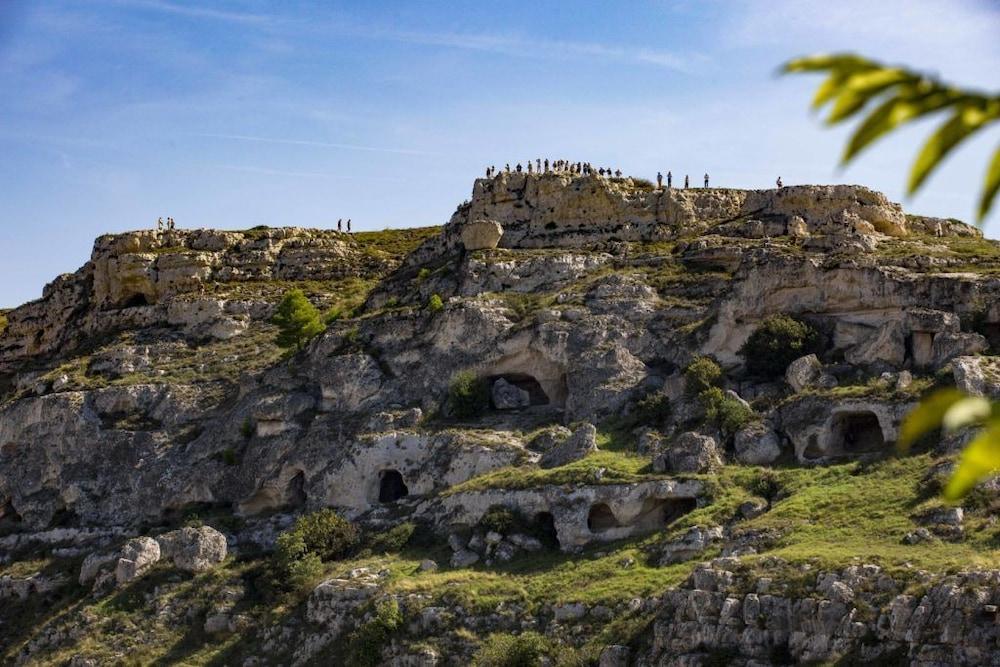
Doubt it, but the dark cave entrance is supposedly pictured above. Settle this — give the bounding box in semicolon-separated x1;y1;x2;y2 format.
660;497;699;526
831;411;885;454
286;471;307;508
587;503;621;533
378;469;409;503
534;511;559;548
121;293;151;308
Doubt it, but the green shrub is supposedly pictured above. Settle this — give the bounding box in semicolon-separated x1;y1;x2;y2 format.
240;418;254;439
699;387;756;437
684;356;722;396
416;267;432;282
366;522;416;554
739;315;818;378
347;598;404;667
479;506;516;534
0;312;7;336
273;509;358;588
473;632;550;667
634;389;671;427
427;293;444;313
447;370;489;418
272;288;326;350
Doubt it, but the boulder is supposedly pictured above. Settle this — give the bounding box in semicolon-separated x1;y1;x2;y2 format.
659;525;724;564
540;423;598;469
785;354;822;392
932;332;988;369
450;548;479;568
156;525;228;573
491;378;530;410
734;423;782;465
952;356;1000;398
115;536;161;586
461;220;504;251
655;432;722;473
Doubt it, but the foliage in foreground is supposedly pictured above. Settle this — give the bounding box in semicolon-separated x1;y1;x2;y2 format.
783;53;1000;221
272;288;325;350
899;389;1000;499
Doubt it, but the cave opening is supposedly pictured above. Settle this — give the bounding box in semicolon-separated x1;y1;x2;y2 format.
286;471;307;508
534;511;559;548
121;293;151;308
832;411;886;454
378;469;409;503
489;373;550;407
587;503;621;533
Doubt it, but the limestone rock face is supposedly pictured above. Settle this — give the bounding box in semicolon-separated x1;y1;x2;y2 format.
932;332;989;368
656;432;722;473
460;220;503;250
539;423;598;469
952;356;1000;398
156;525;228;573
784;354;823;392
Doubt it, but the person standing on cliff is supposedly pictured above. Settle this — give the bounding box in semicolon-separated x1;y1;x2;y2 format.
704;173;709;188
157;217;163;231
667;171;672;188
347;219;352;232
657;172;663;188
776;177;783;188
527;161;533;174
536;159;541;172
684;175;689;189
337;219;342;232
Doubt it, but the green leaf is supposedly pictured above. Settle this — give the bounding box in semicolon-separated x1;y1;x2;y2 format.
908;104;993;194
943;419;1000;500
842;90;961;163
897;388;966;451
978;145;1000;222
824;69;914;124
782;54;873;73
942;396;993;431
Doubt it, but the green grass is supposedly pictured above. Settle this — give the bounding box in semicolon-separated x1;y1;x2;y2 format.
350;226;441;259
0;310;8;336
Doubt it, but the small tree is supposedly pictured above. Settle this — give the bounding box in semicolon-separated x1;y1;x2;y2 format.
684;356;723;396
427;293;444;313
272;289;325;350
447;370;489;418
739;315;818;378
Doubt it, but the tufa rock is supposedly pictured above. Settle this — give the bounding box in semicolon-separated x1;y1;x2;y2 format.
655;432;722;473
114;536;161;586
156;525;228;573
539;423;598;468
460;220;504;251
491;377;530;410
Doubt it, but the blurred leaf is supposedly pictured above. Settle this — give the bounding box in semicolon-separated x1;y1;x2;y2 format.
908;104;993;194
842;90;959;163
979;145;1000;222
941;396;992;431
897;388;966;452
944;419;1000;500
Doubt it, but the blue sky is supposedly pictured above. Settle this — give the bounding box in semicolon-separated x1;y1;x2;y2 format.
1;0;998;307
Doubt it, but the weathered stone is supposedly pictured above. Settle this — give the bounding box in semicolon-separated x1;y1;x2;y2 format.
156;525;228;573
491;377;530;410
932;332;989;368
114;537;161;586
450;548;480;568
845;321;905;367
785;354;823;392
734;423;782;465
655;432;722;473
540;423;598;469
952;356;1000;398
460;220;504;250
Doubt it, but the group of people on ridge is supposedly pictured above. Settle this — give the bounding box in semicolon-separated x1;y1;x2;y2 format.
485;160;624;178
156;217;176;231
336;218;352;233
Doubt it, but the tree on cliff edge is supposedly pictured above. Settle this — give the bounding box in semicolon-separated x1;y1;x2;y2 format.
272;289;325;351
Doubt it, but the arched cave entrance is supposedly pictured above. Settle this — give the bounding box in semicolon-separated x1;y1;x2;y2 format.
286;471;307;508
587;503;621;533
378;469;409;503
802;434;824;460
831;411;885;454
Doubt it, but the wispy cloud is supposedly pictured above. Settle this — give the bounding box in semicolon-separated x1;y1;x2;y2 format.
380;28;699;72
214;163;409;183
196;133;438;156
104;0;271;24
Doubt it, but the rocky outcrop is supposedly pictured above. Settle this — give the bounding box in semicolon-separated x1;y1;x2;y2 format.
642;559;1000;666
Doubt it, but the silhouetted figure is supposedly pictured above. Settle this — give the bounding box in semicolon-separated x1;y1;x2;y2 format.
684;175;689;189
505;163;510;173
598;168;605;176
704;173;709;188
667;171;672;188
657;172;663;188
157;217;163;231
337;218;342;232
544;159;549;172
527;161;533;173
615;169;621;178
776;177;783;188
167;217;175;230
516;163;522;172
347;219;352;232
536;158;541;172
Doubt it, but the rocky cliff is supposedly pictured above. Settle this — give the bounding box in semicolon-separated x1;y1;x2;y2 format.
1;173;1000;665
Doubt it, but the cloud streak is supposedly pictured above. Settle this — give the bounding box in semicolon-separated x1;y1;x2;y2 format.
195;133;438;156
